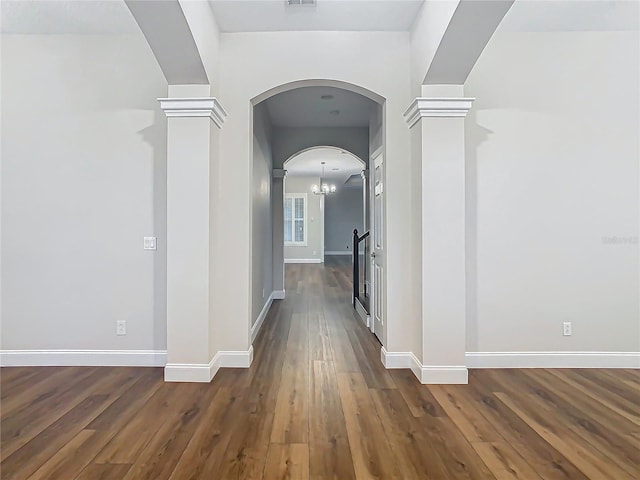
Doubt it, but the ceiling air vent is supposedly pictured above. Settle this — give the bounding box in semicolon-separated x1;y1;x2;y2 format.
286;0;316;6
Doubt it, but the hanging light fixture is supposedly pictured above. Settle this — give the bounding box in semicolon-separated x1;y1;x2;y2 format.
311;162;336;195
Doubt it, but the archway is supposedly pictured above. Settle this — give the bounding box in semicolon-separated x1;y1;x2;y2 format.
249;79;387;349
284;146;366;265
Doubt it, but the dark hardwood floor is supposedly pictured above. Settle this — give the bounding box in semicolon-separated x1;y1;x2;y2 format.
1;256;639;479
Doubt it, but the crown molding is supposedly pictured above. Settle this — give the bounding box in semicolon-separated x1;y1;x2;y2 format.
404;97;475;127
158;97;228;128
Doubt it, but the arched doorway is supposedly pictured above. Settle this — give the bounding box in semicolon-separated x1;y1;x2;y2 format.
283;146;366;265
249;80;387;348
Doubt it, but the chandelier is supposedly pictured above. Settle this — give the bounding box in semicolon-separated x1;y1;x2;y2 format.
311;162;336;195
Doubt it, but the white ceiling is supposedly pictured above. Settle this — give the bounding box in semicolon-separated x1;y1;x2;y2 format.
285;147;364;186
499;0;639;32
1;1;139;34
4;0;635;36
265;86;373;127
208;0;425;32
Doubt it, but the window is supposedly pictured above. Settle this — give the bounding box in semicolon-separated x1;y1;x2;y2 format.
284;194;306;246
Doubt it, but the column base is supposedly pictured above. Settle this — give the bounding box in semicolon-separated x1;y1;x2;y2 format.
381;347;468;384
164;346;254;383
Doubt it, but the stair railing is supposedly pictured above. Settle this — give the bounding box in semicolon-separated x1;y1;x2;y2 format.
352;229;370;307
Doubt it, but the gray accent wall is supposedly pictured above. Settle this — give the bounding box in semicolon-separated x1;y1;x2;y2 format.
251;103;274;326
325;187;364;253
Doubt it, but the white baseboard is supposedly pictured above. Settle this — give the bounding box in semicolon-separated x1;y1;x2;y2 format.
284;258;322;264
418;366;469;384
165;358;218;383
380;346;414;368
217;346;254;368
165;346;254;383
0;349;167;367
252;293;274;342
380;347;468;384
273;290;286;300
325;251;352;256
466;351;640;369
354;298;370;328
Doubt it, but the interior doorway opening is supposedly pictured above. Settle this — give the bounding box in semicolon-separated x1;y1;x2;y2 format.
250;81;386;349
283;146;365;266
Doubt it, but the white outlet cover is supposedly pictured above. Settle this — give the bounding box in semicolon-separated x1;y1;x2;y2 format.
117;320;126;336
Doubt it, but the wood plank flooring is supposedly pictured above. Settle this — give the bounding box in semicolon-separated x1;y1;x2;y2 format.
1;256;639;479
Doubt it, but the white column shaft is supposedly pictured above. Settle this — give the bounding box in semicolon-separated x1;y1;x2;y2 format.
405;89;473;384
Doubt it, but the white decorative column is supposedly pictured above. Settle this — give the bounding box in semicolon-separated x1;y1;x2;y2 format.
272;169;287;299
404;88;473;384
159;93;227;382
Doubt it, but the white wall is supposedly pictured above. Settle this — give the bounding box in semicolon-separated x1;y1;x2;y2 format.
284;176;322;262
251;103;273;326
216;31;412;353
465;29;640;353
325;187;363;253
1;34;168;352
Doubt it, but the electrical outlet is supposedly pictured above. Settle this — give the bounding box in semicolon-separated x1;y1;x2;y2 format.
117;320;126;336
144;237;157;250
563;322;572;336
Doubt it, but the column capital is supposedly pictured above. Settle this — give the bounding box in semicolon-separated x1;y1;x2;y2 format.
158;97;228;128
403;97;475;128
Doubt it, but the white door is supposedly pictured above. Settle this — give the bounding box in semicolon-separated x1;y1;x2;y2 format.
371;151;384;342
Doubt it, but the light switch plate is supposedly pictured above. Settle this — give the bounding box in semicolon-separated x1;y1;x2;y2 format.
144;237;157;250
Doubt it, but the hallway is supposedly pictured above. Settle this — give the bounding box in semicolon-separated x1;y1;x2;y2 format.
1;258;638;479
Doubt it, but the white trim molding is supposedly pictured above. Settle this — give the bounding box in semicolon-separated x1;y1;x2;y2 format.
0;349;167;367
418;366;469;384
158;97;227;128
252;293;274;343
273;290;286;300
325;251;352;256
354;298;370;328
466;351;640;369
165;347;254;383
380;347;414;369
284;258;322;264
404;97;475;127
380;347;468;384
165;358;218;383
218;347;254;368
